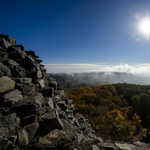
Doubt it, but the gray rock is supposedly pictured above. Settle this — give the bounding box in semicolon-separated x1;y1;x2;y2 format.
47;97;54;109
0;35;16;45
53;95;61;103
2;89;23;106
0;113;17;138
9;66;26;78
0;76;15;93
0;37;11;48
115;142;136;150
18;129;28;146
61;119;75;133
16;83;30;95
3;59;20;66
6;93;45;118
0;65;11;77
36;79;45;88
12;78;32;85
24;122;39;142
41;109;64;130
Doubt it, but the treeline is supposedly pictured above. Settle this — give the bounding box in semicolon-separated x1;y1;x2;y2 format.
66;83;150;142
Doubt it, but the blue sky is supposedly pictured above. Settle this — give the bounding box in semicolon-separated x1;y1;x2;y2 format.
1;0;150;73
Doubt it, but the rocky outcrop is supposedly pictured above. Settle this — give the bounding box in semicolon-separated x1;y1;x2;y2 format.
0;34;149;150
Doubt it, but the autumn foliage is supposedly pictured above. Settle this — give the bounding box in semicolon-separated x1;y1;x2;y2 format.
67;84;145;142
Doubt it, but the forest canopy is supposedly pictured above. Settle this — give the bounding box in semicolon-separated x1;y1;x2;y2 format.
66;83;150;141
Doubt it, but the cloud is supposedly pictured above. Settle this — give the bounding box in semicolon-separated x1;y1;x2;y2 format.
44;63;150;76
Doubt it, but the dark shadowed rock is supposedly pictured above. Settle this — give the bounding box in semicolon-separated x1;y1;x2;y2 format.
57;101;68;111
9;66;26;78
0;35;16;45
41;109;64;130
7;46;22;53
0;138;14;150
87;145;100;150
20;115;36;127
0;76;15;93
6;93;45;118
0;37;11;48
48;80;57;90
40;87;54;97
26;50;39;58
3;59;20;66
0;113;17;138
24;122;39;143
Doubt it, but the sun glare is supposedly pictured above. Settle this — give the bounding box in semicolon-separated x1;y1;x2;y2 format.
138;18;150;38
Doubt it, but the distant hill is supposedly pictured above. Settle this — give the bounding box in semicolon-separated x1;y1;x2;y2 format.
51;72;150;86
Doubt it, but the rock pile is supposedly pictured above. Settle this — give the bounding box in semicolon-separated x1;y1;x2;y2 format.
0;34;150;150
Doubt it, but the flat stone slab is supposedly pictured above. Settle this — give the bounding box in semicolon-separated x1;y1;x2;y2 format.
0;76;15;93
115;142;136;150
12;78;32;85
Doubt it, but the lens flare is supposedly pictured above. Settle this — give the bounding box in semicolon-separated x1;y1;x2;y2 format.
138;17;150;39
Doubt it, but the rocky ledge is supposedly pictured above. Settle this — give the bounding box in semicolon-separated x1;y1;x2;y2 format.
0;34;150;150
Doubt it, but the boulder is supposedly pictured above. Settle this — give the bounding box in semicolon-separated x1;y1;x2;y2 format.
12;78;32;85
2;89;23;106
18;129;28;146
3;59;20;66
9;66;26;78
0;65;11;77
47;97;54;109
41;109;64;130
0;76;15;93
39;87;54;97
16;83;30;95
24;122;39;142
0;113;17;138
115;142;136;150
0;35;16;45
6;94;45;118
36;79;45;88
0;37;11;48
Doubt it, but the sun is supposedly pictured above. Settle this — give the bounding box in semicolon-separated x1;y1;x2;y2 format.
138;17;150;38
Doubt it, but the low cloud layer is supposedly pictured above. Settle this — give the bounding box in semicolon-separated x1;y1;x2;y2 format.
44;63;150;76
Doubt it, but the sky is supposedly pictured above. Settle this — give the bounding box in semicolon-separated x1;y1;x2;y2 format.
1;0;150;74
